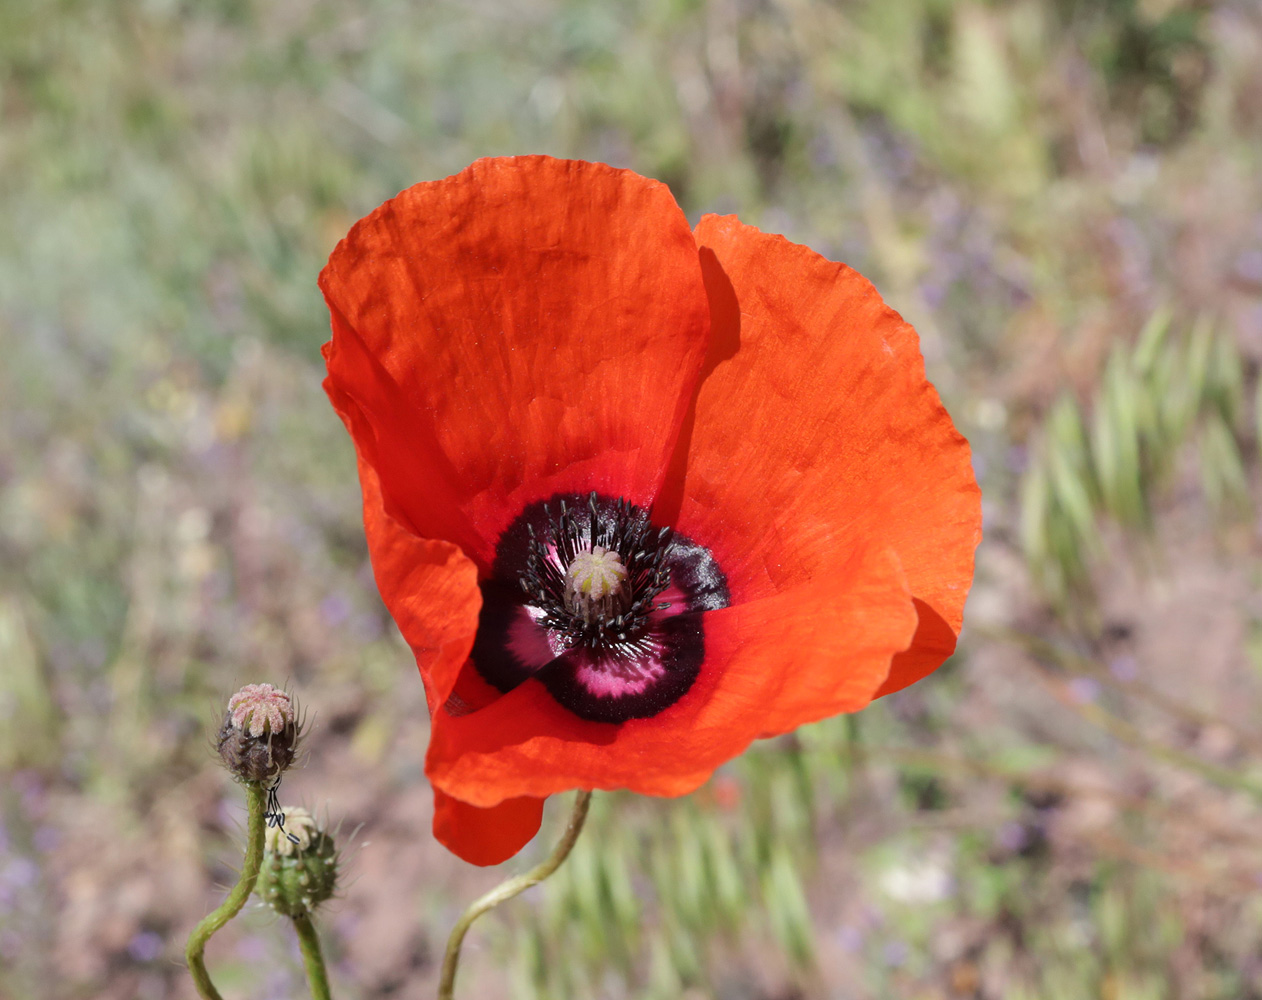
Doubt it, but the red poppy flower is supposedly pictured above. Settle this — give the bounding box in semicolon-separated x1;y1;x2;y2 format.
321;156;980;866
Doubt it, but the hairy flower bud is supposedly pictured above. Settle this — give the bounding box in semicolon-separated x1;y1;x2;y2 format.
216;683;298;784
256;807;339;916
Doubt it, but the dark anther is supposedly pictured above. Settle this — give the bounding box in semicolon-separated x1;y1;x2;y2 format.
517;494;674;654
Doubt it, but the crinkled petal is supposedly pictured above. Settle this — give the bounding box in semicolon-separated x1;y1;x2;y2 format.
321;156;711;571
654;216;981;696
426;542;916;806
328;384;481;712
432;788;545;867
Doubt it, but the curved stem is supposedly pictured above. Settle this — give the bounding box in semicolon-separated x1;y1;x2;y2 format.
186;781;268;1000
293;912;333;1000
437;789;593;1000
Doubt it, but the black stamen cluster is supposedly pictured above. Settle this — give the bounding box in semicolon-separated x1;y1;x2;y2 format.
518;492;673;652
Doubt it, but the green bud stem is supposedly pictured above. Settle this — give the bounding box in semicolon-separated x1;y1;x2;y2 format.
186;781;268;1000
437;789;593;1000
293;912;333;1000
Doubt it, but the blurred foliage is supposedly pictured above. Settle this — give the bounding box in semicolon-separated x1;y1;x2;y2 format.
1055;0;1211;144
3;0;1262;998
1021;308;1253;602
504;744;827;998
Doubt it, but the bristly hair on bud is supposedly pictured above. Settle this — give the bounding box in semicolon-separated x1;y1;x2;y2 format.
216;683;303;785
256;807;341;917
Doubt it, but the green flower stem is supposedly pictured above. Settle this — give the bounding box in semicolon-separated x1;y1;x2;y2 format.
186;781;268;1000
437;789;593;1000
293;912;333;1000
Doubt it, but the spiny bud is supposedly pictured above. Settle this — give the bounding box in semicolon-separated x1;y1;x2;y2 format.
216;683;298;784
256;807;339;917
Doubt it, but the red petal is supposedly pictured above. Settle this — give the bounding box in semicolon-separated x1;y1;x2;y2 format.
432;788;545;866
328;383;481;713
425;542;916;806
321;156;711;571
656;216;981;697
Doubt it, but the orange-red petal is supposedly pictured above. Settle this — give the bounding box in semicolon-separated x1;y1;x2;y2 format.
326;376;482;713
320;156;711;572
425;541;917;806
431;788;545;867
655;215;981;697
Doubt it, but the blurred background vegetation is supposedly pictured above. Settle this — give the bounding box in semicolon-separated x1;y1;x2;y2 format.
2;0;1261;997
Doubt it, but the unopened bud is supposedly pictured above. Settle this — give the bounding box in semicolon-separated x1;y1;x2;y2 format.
256;807;339;916
216;683;298;784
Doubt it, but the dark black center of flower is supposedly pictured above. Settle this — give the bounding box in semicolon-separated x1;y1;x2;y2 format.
470;492;729;724
518;493;672;654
